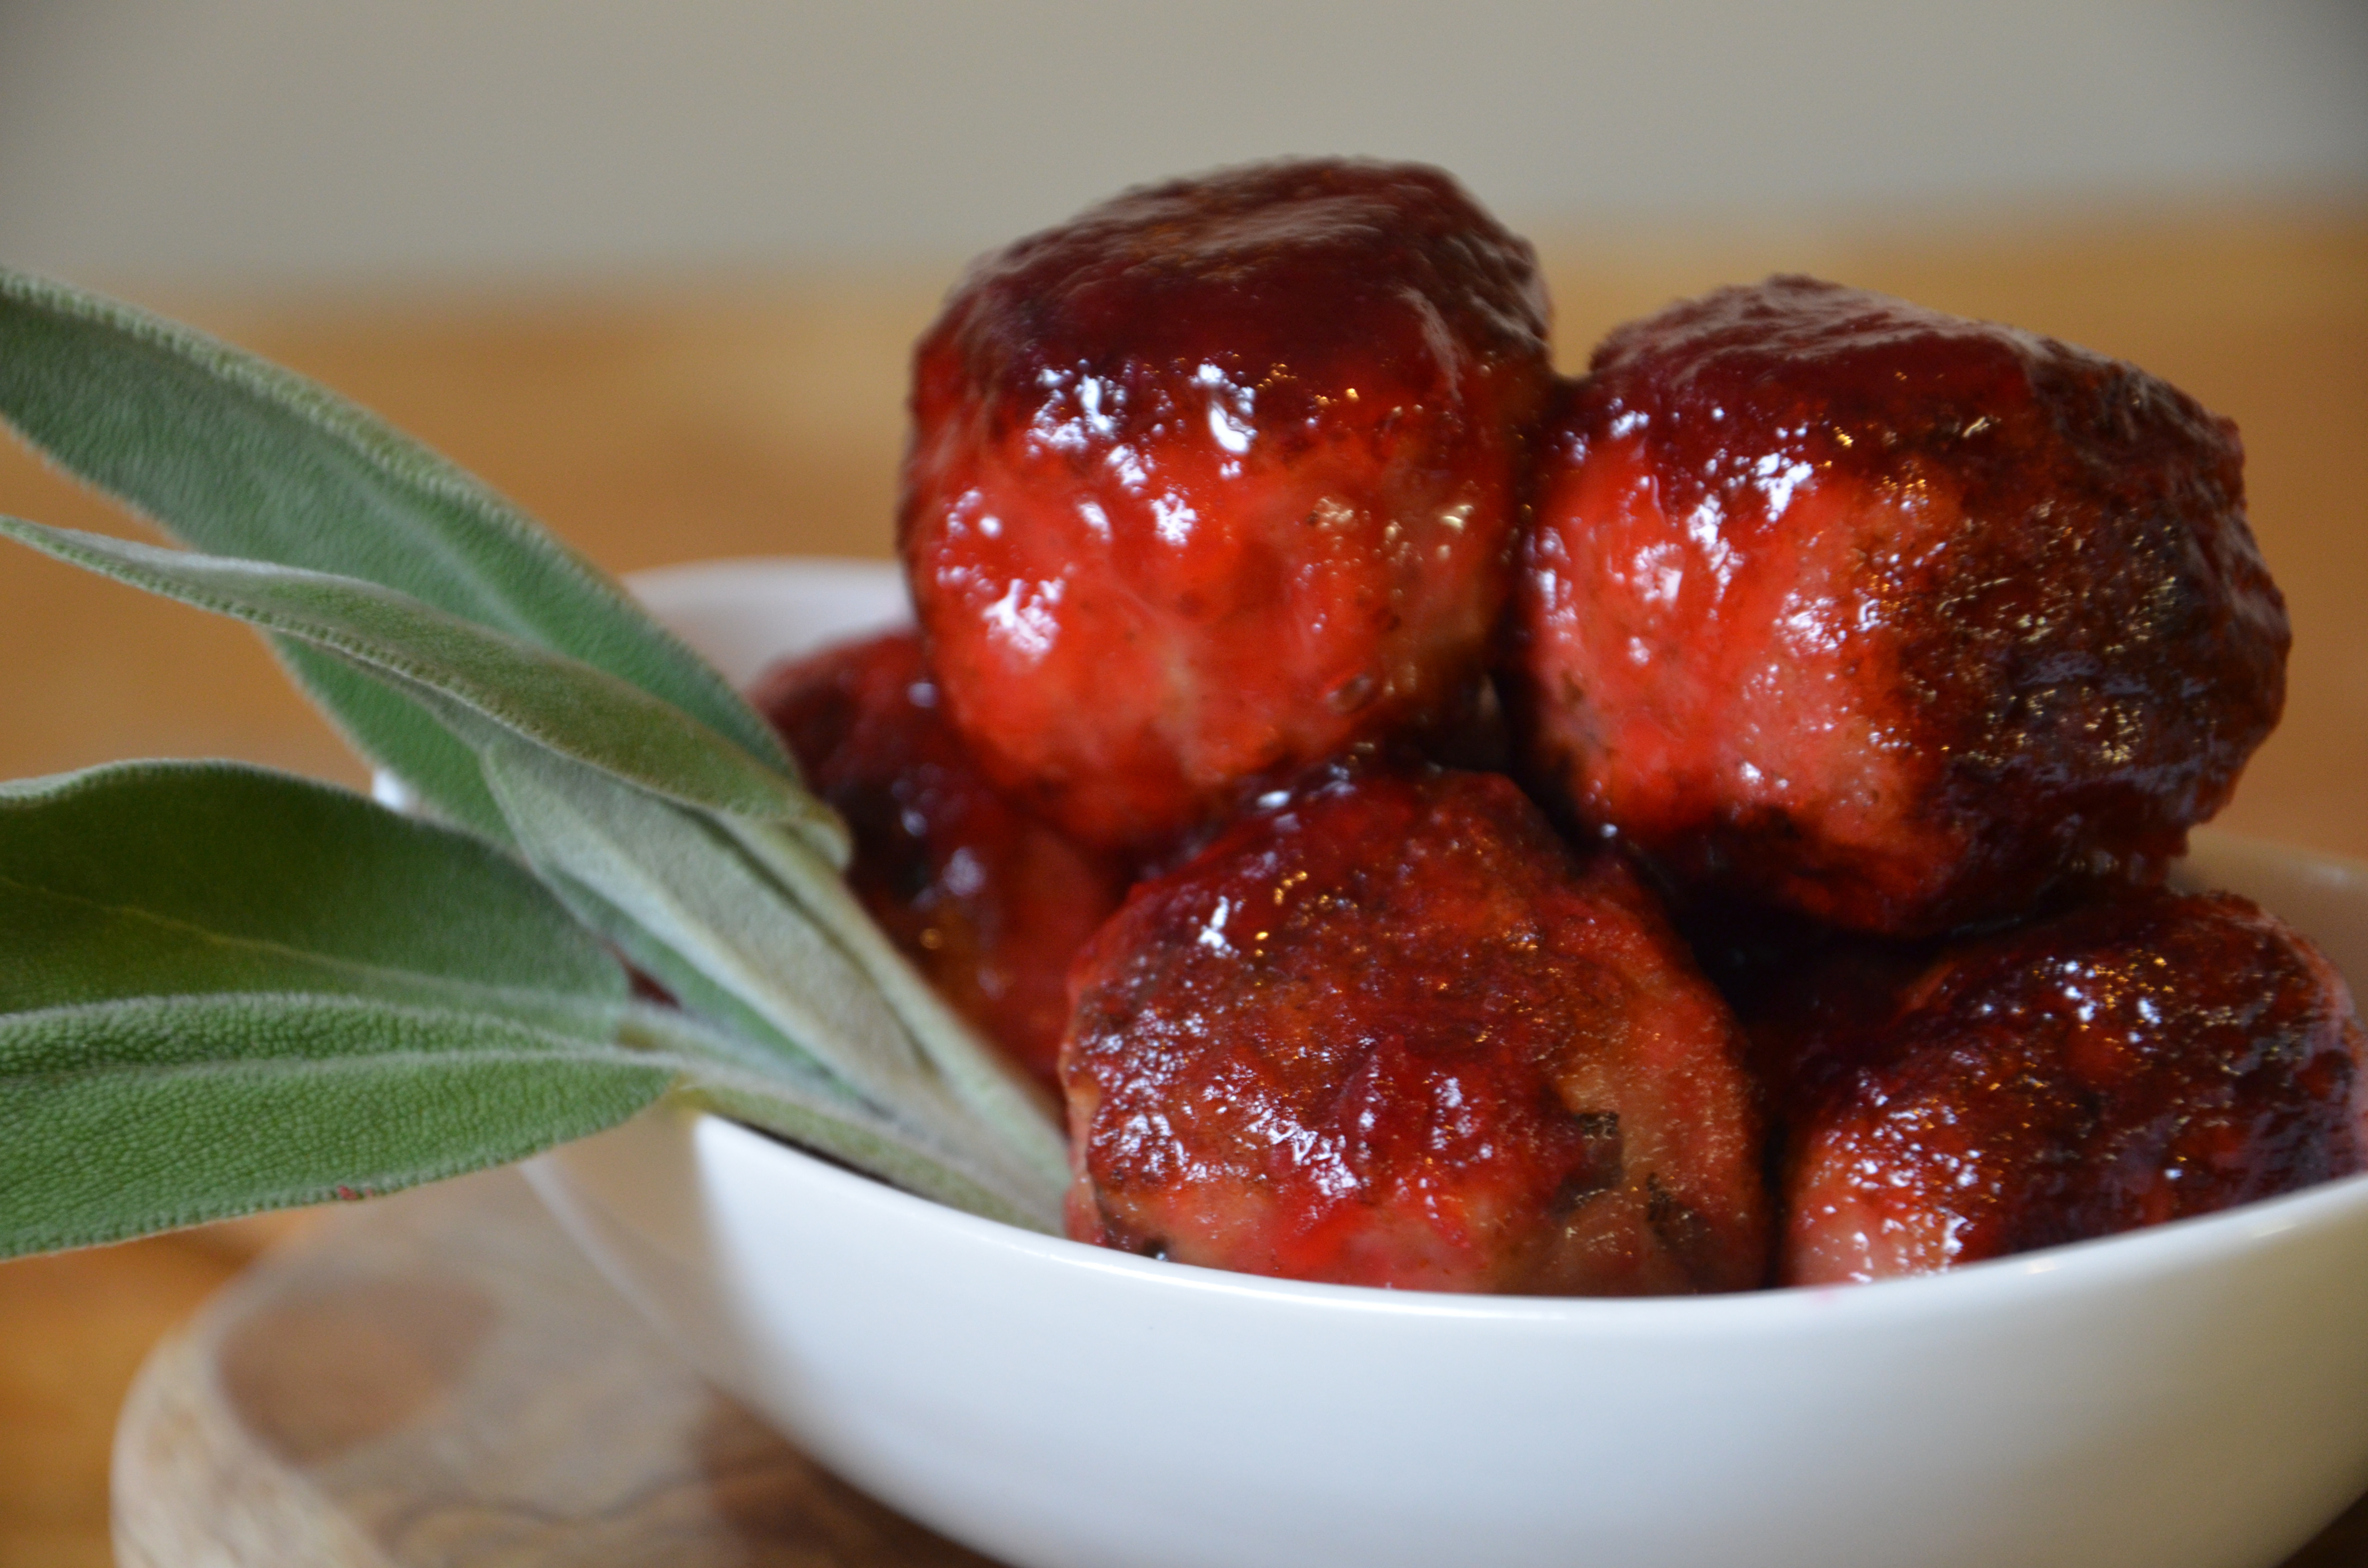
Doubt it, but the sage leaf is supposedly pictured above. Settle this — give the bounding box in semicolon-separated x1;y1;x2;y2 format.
618;1005;1059;1230
681;1083;1057;1233
0;516;846;859
0;760;625;1028
725;816;1073;1194
0;266;787;776
0;761;1062;1247
0;760;666;1254
477;738;942;1109
0;270;1074;1237
0;995;669;1256
274;640;515;844
473;734;1068;1217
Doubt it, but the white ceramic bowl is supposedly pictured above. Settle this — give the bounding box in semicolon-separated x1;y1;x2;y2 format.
528;558;2368;1568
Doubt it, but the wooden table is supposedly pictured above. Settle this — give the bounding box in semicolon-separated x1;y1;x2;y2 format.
2;208;2364;1565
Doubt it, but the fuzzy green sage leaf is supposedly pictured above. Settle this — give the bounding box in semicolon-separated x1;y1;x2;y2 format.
0;516;845;857
0;761;665;1254
0;267;787;776
724;814;1073;1197
473;731;1069;1220
0;760;628;1021
0;270;1068;1244
277;641;517;844
1;995;670;1257
0;762;1063;1250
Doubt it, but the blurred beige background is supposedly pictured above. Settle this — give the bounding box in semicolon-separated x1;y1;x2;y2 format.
0;0;2362;281
0;6;2363;1565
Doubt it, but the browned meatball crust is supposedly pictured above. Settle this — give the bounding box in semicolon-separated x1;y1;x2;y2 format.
903;159;1553;855
1061;762;1769;1295
1769;887;2368;1284
1508;277;2289;936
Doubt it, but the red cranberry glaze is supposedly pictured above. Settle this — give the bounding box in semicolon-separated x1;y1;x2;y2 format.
749;631;1129;1089
1061;763;1768;1295
1772;887;2368;1285
903;159;1554;854
1508;277;2289;936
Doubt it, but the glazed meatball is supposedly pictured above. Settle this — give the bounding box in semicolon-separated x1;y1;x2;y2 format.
1508;277;2289;936
903;159;1554;855
1061;763;1769;1295
750;631;1129;1090
1772;888;2368;1285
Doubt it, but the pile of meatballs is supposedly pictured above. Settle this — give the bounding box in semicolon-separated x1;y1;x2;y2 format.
752;159;2367;1294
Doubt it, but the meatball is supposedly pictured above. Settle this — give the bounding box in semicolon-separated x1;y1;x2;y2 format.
1773;888;2368;1285
902;159;1554;855
1061;762;1769;1295
1507;276;2289;936
749;631;1129;1090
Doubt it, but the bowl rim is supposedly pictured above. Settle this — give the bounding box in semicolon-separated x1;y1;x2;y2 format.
685;1095;2368;1335
617;552;2368;1334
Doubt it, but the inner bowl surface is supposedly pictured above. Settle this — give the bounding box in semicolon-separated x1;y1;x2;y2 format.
529;557;2368;1568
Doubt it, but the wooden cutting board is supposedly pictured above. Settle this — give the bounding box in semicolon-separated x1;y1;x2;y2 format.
110;1171;1001;1567
110;1168;2368;1568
